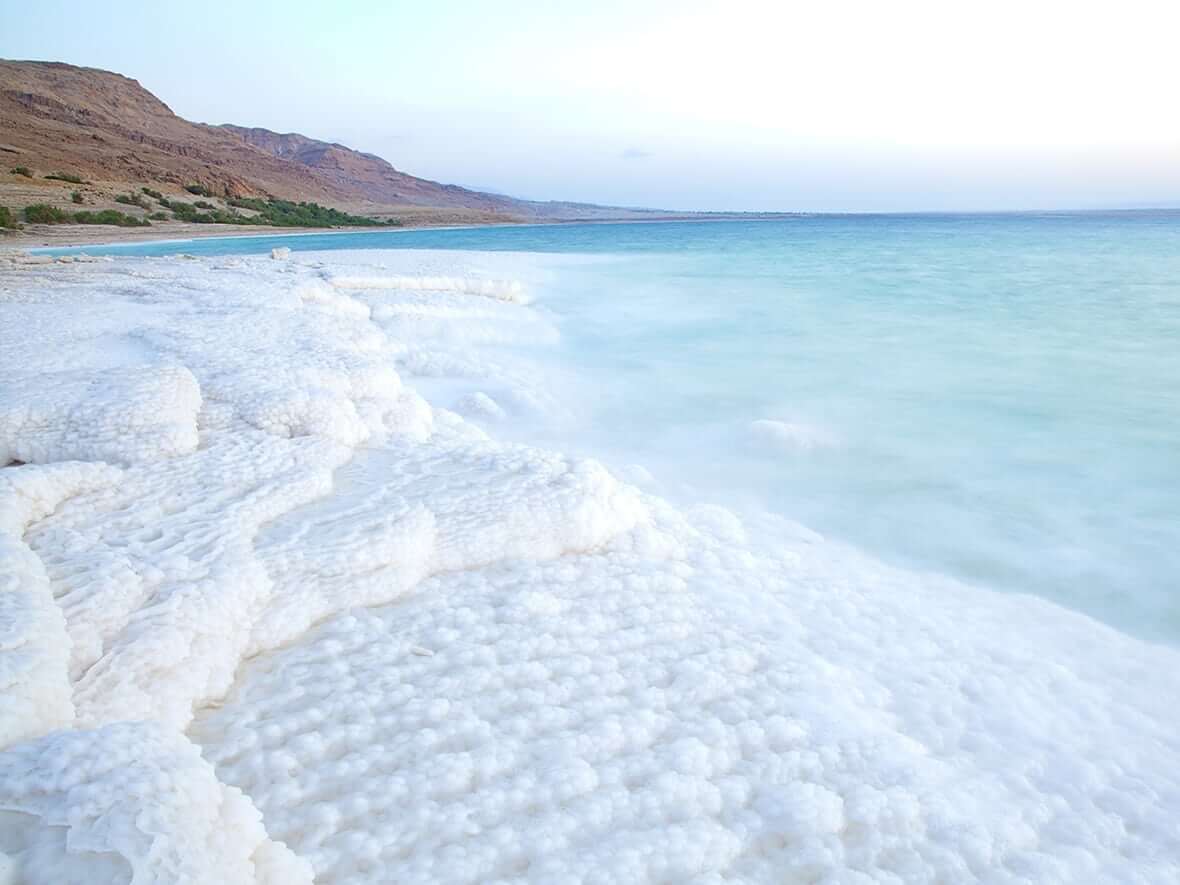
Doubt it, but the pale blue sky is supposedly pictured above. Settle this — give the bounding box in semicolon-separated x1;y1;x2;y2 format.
3;0;1179;211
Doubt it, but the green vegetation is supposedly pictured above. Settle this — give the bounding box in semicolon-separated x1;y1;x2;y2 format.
154;195;398;228
72;209;151;227
17;189;393;230
229;197;400;227
10;166;33;178
44;172;86;184
159;199;221;223
0;206;17;229
23;204;71;224
224;197;269;212
23;203;149;227
184;183;212;196
141;187;164;200
115;193;150;209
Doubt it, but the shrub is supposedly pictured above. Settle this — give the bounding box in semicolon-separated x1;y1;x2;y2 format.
164;200;202;221
115;193;150;209
72;209;151;227
10;166;32;178
227;196;268;212
0;206;16;228
149;211;169;221
141;187;163;200
44;172;86;184
184;183;211;196
71;191;84;204
22;204;150;226
229;197;391;228
23;203;72;224
142;195;389;228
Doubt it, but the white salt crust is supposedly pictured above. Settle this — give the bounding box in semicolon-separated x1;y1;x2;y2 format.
0;249;1177;883
0;722;312;884
0;366;201;466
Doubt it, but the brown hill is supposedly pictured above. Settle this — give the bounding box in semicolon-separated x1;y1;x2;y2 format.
218;124;536;215
0;59;665;223
0;61;349;205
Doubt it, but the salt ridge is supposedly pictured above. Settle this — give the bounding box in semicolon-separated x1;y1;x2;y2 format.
0;249;1177;883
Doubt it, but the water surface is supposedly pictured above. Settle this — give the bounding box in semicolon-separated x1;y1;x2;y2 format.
48;214;1180;641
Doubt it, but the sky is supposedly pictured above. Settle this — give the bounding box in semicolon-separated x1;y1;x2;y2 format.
3;0;1179;211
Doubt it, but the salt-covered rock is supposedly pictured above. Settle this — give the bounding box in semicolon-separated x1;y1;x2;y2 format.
747;417;837;453
455;391;506;421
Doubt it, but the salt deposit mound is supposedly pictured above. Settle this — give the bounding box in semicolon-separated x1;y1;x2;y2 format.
747;418;837;453
1;249;1178;883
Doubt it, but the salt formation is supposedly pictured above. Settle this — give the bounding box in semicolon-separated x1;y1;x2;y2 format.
0;366;200;466
329;273;529;303
193;496;1180;884
747;418;837;453
0;463;118;746
1;249;1178;884
455;391;507;421
0;722;312;884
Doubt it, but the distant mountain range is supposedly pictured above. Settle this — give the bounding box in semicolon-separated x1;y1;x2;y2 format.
0;60;682;223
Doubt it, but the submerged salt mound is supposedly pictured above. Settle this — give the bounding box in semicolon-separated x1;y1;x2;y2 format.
194;501;1180;885
0;722;312;885
455;391;507;422
330;274;529;303
0;366;201;466
747;418;837;453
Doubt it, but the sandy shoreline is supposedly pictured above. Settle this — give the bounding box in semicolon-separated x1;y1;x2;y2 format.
1;213;811;253
0;220;491;250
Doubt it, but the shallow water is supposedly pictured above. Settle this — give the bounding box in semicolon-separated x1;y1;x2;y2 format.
51;214;1180;641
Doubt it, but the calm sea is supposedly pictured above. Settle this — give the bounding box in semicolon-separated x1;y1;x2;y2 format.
46;214;1180;641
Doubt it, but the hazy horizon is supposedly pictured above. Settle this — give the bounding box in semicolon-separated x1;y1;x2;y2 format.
3;0;1179;213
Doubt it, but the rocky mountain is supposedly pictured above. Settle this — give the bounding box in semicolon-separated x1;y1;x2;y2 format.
218;124;534;215
0;59;663;222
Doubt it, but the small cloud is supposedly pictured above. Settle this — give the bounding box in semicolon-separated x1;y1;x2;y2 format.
620;147;652;160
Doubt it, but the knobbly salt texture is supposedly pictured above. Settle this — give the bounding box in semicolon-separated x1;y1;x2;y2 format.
0;249;1178;884
193;499;1180;884
0;722;312;884
0;366;201;466
0;462;119;747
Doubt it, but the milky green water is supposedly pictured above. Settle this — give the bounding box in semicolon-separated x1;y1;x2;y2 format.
49;213;1180;641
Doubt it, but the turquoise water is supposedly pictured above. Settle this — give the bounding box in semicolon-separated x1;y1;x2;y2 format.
49;215;1180;641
